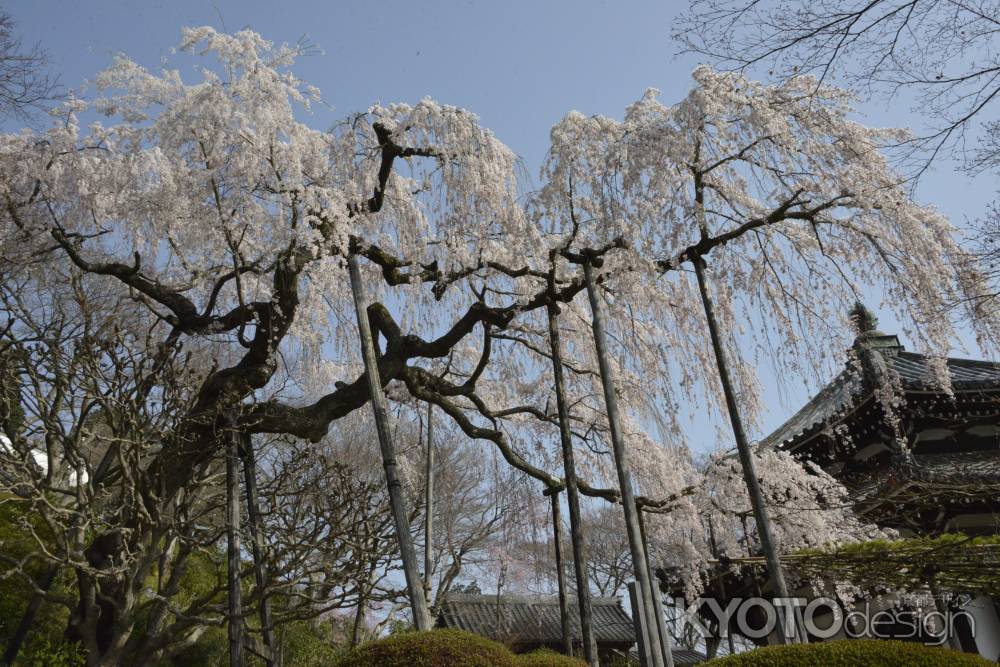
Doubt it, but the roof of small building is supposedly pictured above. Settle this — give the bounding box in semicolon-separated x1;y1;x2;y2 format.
673;648;708;665
631;647;707;665
759;344;1000;451
436;593;636;647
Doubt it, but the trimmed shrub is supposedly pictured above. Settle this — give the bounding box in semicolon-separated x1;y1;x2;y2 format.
518;648;588;666
703;639;994;666
335;628;518;667
273;619;343;667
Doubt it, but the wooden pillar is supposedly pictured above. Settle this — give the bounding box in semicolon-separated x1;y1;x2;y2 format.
691;253;802;644
638;508;674;667
550;490;574;656
583;257;665;667
347;251;432;630
424;403;434;607
629;581;655;667
226;427;244;667
547;299;599;666
707;515;735;656
240;435;276;666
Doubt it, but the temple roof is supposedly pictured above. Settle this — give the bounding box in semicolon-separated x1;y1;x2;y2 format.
893;352;1000;388
759;347;1000;451
436;593;636;647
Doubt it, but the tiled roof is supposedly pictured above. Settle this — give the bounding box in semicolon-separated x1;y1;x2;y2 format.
672;648;708;665
892;351;1000;389
437;593;636;646
630;647;707;665
759;347;1000;451
758;368;860;450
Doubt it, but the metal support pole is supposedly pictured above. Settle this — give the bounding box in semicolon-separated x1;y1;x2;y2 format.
547;299;599;666
550;490;574;656
583;257;665;667
240;435;276;666
691;253;802;644
226;428;244;667
347;251;432;631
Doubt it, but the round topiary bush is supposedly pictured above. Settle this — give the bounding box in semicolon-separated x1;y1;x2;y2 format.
334;628;518;667
517;648;588;666
703;639;994;666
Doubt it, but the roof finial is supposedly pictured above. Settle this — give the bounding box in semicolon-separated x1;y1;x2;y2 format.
849;301;878;334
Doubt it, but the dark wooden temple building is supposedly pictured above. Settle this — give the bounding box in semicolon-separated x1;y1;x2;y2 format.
665;307;1000;660
762;308;1000;537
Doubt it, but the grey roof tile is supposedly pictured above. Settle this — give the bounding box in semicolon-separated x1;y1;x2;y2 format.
630;647;707;664
759;349;1000;450
437;593;636;646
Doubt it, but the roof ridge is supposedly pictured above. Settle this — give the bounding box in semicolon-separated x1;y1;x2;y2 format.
441;592;622;605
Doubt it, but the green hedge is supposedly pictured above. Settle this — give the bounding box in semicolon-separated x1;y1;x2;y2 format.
335;630;595;667
518;648;587;666
703;639;994;666
335;629;518;667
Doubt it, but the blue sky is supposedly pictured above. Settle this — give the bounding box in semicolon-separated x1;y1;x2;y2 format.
10;0;996;445
11;0;696;176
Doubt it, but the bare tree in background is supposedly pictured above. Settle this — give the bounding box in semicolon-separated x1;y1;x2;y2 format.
0;11;57;122
581;507;632;598
254;436;403;644
423;434;520;609
676;0;1000;169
